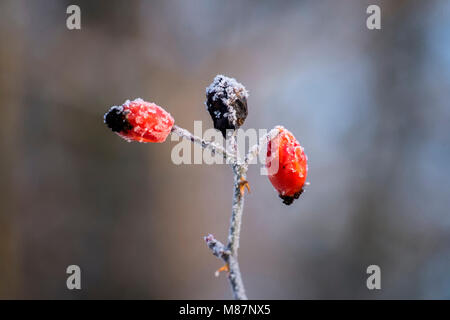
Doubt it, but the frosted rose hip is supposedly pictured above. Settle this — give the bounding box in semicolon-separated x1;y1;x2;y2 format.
104;98;174;143
266;126;308;205
205;75;248;137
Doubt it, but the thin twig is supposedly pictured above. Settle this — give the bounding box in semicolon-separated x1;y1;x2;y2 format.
225;164;248;299
172;124;278;300
170;125;237;163
244;127;281;166
205;132;248;299
205;234;229;259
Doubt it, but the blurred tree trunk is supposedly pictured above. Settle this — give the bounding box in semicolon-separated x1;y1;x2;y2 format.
0;0;26;298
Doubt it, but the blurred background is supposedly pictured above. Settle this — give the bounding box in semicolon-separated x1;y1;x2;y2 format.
0;0;449;299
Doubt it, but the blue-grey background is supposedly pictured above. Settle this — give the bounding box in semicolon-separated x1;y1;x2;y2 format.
0;0;449;299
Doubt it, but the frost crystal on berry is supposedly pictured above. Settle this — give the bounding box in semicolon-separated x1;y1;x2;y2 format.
104;98;174;143
266;126;308;205
205;75;248;137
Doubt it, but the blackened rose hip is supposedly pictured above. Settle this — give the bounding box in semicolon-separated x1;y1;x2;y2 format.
104;98;174;143
205;75;248;137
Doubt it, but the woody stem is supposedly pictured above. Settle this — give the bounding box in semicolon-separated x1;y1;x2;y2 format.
203;160;248;300
170;125;237;163
225;163;248;300
171;125;248;299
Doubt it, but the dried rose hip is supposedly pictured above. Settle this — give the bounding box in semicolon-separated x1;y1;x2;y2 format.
104;98;174;143
266;126;308;205
206;75;248;137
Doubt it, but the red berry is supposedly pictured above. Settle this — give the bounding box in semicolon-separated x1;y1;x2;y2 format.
266;126;308;205
104;98;174;143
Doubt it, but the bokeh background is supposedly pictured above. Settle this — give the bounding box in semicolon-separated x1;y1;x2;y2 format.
1;0;449;299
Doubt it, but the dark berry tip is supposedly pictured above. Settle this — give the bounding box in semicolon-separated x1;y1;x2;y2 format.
279;188;305;206
104;106;132;133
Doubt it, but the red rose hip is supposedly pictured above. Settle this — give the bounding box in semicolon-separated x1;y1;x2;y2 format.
266;126;308;205
104;98;174;143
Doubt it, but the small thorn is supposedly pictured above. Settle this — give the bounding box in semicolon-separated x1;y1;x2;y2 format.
214;263;230;277
238;177;250;196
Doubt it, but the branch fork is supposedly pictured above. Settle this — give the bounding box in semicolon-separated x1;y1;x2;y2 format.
171;126;280;300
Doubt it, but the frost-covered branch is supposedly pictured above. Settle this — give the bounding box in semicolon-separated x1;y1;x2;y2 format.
204;164;248;301
225;165;248;300
171;125;237;163
170;123;251;296
202;133;248;300
228;165;246;256
205;234;229;259
169;78;250;299
244;127;281;166
204;128;282;299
